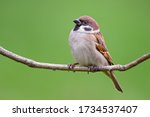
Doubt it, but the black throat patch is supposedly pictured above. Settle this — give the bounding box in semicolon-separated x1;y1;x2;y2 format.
73;25;80;31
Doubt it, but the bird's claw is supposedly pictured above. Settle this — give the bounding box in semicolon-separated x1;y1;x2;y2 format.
88;65;99;72
68;64;76;69
68;63;79;70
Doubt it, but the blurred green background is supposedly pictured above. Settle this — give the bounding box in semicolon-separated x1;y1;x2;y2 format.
0;0;150;99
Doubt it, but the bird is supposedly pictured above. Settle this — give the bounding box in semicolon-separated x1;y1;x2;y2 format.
69;16;123;92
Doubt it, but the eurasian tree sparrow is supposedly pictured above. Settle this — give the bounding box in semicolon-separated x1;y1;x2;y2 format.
69;16;123;92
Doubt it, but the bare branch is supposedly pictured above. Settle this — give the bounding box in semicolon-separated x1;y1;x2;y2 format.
0;47;150;72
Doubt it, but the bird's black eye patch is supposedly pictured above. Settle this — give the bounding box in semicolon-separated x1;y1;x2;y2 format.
84;27;92;31
82;21;87;25
80;20;87;25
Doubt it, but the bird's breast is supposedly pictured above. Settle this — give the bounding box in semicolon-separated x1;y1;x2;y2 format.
69;31;108;66
69;31;95;66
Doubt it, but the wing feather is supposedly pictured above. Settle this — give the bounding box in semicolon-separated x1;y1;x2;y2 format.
94;32;113;65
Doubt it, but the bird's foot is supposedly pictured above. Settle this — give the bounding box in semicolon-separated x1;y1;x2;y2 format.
68;63;79;70
88;65;99;72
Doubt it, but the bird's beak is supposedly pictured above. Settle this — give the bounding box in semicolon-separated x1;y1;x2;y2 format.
73;19;81;26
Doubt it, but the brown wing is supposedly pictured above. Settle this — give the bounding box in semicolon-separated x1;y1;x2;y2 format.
94;32;114;65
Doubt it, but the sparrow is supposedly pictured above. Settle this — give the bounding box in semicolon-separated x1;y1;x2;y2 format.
69;16;123;92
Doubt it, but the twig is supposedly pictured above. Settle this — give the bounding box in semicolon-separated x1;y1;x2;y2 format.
0;47;150;72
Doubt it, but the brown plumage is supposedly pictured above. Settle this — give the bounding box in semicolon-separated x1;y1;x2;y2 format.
79;16;99;30
94;32;123;92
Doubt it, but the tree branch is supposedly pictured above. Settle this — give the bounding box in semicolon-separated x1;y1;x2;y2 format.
0;47;150;72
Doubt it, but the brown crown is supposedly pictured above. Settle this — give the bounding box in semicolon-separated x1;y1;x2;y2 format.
79;16;100;30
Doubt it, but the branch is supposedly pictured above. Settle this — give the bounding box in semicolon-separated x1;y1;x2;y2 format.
0;47;150;72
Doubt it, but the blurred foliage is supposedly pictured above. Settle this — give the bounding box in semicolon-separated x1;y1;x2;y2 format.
0;0;150;99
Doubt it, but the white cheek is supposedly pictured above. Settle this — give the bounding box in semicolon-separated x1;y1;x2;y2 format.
77;25;100;34
78;25;93;32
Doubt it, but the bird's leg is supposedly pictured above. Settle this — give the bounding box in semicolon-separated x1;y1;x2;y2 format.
68;63;79;70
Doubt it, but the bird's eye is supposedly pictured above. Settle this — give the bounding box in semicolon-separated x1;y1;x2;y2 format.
80;20;87;25
82;21;87;25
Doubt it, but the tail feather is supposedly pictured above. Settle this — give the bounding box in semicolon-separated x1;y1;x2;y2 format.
105;71;123;93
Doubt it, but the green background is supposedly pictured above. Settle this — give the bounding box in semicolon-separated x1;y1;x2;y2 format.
0;0;150;99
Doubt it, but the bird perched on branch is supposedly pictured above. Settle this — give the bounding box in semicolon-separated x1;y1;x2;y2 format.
69;16;123;92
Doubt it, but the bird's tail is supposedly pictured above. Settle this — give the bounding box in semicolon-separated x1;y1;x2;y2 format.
104;71;123;93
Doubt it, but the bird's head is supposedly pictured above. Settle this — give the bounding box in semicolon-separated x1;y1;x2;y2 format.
73;16;100;33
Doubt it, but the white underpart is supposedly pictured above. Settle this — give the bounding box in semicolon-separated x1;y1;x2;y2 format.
77;25;100;34
69;30;108;66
